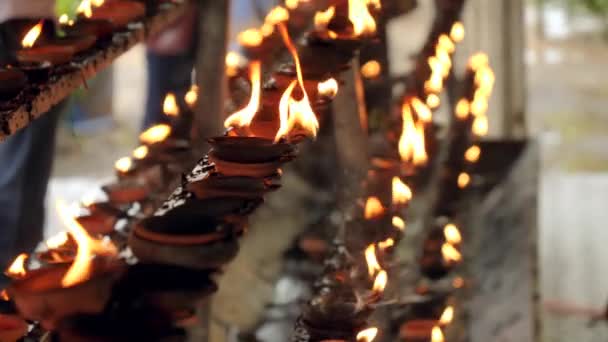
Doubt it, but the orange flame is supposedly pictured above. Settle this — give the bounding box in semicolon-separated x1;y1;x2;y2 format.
392;177;412;206
426;94;440;109
348;0;377;37
314;6;338;39
163;93;180;117
0;290;9;301
59;14;70;25
392;216;406;231
5;254;28;279
411;97;432;123
285;0;300;10
22;21;43;48
444;223;462;245
457;172;471;189
365;244;382;277
440;306;455;325
455;99;470;119
398;103;428;167
472;115;488;136
465;145;481;163
469;53;489;71
378;238;395;251
450;22;465;43
185;84;198;107
431;326;444;342
77;0;93;18
132;145;149;160
372;270;388;293
437;34;455;54
224;60;262;130
46;231;69;249
140;124;171;144
441;243;462;264
238;28;264;48
357;327;379;342
364;197;385;220
274;24;319;141
361;60;381;79
225;52;242;77
114;157;133;173
56;200;117;288
265;6;289;26
317;78;339;98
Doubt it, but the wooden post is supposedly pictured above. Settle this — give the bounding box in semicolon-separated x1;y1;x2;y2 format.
190;1;231;341
193;0;231;150
332;56;369;242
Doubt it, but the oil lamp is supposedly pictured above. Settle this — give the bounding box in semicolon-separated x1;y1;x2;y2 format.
16;21;76;65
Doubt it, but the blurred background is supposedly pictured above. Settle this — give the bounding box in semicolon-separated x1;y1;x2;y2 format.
44;0;608;341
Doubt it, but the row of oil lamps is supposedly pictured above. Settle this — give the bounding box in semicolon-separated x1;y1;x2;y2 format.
0;0;180;111
0;0;387;341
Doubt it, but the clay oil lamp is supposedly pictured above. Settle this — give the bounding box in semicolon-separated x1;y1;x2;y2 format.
117;264;218;325
0;298;27;342
129;196;262;270
16;21;76;65
36;232;77;265
102;178;150;205
0;69;26;101
7;202;124;330
76;202;126;236
60;11;114;40
15;61;52;83
400;321;444;342
86;0;147;29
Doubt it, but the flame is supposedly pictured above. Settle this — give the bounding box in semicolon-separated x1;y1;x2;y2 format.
367;0;382;10
46;232;69;249
22;21;43;48
357;327;379;342
469;53;489;71
225;60;262;130
399;104;428;167
453;276;465;288
140;124;171;144
431;326;444;342
378;238;394;251
348;0;377;36
5;254;27;278
392;216;406;231
455;99;470;119
411;97;432;123
364;245;382;277
392;177;412;206
437;34;455;54
372;270;388;293
77;0;93;18
225;52;242;77
274;24;319;141
440;306;455;325
314;6;337;39
238;28;264;48
457;172;471;189
185;84;198;107
265;6;289;25
450;22;465;42
465;145;481;163
285;0;299;9
444;223;462;245
0;290;9;301
361;60;381;79
114;157;133;173
364;197;385;220
317;78;339;98
472;115;488;136
133;145;149;160
424;75;444;94
59;14;69;25
163;93;180;117
56;200;117;288
441;243;462;264
426;94;440;109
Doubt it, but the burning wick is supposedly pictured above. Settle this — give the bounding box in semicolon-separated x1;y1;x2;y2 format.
378;238;394;251
5;254;28;279
365;245;382;277
426;93;440;109
132;145;149;160
392;216;406;231
431;326;444;342
444;224;462;245
348;0;377;37
356;327;379;342
163;93;180;116
465;145;481;163
225;52;243;77
274;23;319;142
317;78;339;98
399;104;428;167
441;243;462;264
450;22;466;43
457;172;471;189
238;29;263;48
455;99;470;119
439;306;455;325
114;157;133;174
56;200;117;287
21;21;44;48
361;60;381;79
364;197;385;220
372;270;388;293
224;60;262;131
140;124;171;144
185;84;199;107
392;177;412;206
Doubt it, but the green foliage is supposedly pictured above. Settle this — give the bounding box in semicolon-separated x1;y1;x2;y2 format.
55;0;80;17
